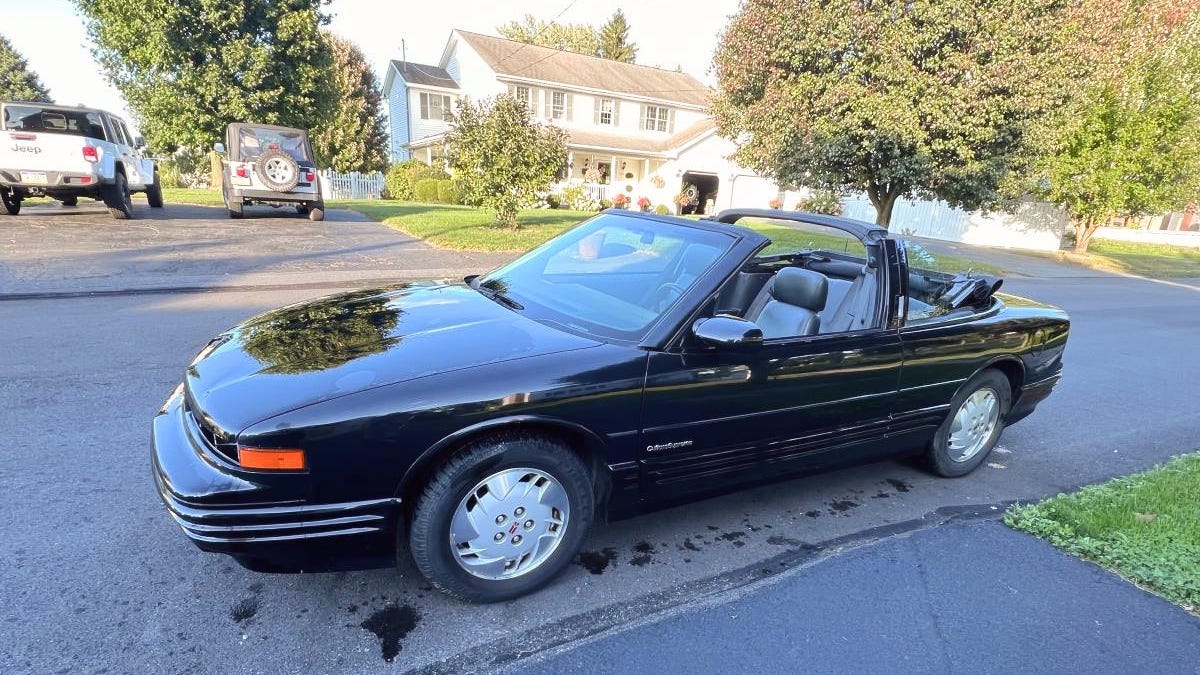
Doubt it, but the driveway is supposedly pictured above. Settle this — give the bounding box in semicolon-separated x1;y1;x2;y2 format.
0;201;510;296
2;208;1198;672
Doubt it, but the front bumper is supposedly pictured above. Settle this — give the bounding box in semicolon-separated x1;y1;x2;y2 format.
151;391;399;559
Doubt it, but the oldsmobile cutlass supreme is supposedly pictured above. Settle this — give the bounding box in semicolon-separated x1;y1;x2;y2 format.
153;209;1068;602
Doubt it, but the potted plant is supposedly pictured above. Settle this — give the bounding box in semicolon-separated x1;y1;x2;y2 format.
612;193;631;209
768;197;784;209
637;196;652;212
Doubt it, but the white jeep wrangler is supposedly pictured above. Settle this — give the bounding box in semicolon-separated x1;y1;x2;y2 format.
215;123;324;221
0;101;161;218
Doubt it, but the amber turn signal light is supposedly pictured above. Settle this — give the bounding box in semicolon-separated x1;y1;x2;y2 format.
238;447;306;471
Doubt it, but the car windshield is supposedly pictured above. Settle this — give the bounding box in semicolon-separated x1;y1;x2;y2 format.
477;214;735;342
237;127;311;161
2;104;107;141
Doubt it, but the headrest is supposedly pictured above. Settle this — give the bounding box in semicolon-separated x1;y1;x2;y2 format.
770;267;828;311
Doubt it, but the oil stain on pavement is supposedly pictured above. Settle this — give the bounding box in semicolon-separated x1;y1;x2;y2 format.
360;604;420;663
575;547;618;574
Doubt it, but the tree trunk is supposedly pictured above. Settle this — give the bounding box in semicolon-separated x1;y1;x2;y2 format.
1074;218;1098;253
867;189;899;228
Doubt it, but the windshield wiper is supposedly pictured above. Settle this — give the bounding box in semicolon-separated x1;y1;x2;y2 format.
471;278;524;310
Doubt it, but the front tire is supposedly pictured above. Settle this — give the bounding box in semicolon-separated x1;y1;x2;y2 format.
105;172;133;219
925;369;1011;477
408;434;594;603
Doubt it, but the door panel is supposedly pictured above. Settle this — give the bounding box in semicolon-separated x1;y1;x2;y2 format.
638;331;903;500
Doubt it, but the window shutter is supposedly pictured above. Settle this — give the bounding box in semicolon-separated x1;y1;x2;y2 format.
566;94;574;122
668;109;676;134
641;105;649;131
544;93;552;119
613;101;620;128
594;98;600;125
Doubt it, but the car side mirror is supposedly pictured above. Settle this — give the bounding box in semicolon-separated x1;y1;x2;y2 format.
134;136;145;149
691;315;763;352
213;142;225;154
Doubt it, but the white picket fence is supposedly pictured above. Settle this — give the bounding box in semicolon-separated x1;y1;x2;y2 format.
318;169;386;200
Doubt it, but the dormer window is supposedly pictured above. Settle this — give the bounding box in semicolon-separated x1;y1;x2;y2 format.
643;105;674;133
420;93;452;121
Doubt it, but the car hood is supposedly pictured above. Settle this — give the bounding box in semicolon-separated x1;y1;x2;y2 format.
184;282;600;435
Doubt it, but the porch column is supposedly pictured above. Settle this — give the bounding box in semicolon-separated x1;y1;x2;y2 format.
567;150;574;180
643;158;650;181
610;154;618;185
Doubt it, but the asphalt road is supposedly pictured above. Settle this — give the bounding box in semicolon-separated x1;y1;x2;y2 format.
1;205;1198;673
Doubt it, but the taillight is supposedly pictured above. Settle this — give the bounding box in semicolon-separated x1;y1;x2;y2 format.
237;446;306;471
9;132;35;140
82;146;99;163
305;170;315;182
235;165;248;178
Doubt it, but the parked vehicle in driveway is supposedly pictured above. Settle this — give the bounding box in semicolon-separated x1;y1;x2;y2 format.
152;209;1069;602
215;123;324;221
0;101;162;218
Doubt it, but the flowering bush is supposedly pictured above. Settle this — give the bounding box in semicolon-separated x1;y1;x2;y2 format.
768;197;784;209
637;195;652;210
612;193;630;208
650;174;666;189
673;191;691;206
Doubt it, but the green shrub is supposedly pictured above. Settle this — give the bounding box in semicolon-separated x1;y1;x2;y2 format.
436;179;459;204
598;198;613;210
560;183;597;210
654;204;671;215
385;159;447;201
801;189;844;215
546;193;562;209
414;178;441;203
158;161;184;188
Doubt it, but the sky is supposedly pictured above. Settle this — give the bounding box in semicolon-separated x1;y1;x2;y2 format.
0;0;742;133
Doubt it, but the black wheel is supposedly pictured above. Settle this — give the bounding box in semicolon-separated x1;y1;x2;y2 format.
308;200;325;222
254;148;300;192
925;369;1011;477
295;204;309;215
104;172;133;219
146;170;164;208
228;201;243;219
61;196;78;207
408;433;594;603
2;187;21;215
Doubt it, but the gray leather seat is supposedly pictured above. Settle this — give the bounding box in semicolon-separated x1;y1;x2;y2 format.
745;267;828;339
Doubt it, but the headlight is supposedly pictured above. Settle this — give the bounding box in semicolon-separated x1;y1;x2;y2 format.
159;382;184;414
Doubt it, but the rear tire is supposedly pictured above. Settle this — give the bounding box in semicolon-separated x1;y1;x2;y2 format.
145;171;164;208
61;196;78;207
228;201;243;219
2;188;21;215
295;204;309;215
105;172;133;220
308;201;325;222
925;369;1011;477
408;434;594;603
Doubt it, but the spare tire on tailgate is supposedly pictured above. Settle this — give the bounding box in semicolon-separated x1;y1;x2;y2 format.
254;148;300;192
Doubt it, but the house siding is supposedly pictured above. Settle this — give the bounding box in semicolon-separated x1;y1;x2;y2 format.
387;71;410;161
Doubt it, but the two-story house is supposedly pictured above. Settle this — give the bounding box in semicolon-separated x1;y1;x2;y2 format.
382;30;783;214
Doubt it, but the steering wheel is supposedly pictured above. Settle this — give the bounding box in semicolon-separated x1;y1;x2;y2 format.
653;282;686;312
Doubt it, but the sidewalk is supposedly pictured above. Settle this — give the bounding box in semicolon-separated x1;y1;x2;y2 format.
516;520;1200;674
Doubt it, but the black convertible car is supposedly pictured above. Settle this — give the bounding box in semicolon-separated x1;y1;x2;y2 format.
153;209;1068;602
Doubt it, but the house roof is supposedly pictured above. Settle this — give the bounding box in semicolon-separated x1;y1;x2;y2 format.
389;61;459;89
566;119;717;154
454;30;711;108
407;118;718;156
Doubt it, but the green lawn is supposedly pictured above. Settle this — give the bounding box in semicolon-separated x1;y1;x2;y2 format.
1006;452;1200;613
1075;240;1200;279
153;187;225;206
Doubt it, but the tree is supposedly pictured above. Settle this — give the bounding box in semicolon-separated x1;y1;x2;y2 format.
0;34;52;102
498;14;600;56
597;10;637;63
713;0;1073;227
76;0;334;152
1036;3;1200;252
446;95;568;228
312;33;388;173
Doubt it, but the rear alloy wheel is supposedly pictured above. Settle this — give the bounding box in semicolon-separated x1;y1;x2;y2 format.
925;369;1011;477
2;187;21;215
408;434;593;603
254;148;300;192
105;172;133;219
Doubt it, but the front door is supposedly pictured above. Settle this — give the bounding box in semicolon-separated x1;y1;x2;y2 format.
637;330;902;501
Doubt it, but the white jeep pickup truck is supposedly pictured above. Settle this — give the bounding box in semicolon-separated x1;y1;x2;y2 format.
0;101;162;219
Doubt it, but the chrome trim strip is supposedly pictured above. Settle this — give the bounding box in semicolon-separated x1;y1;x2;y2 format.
642;389;894;434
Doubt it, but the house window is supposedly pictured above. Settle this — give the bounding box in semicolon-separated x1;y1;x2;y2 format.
510;85;532;110
420;93;451;121
643;105;672;132
597;98;615;126
549;91;568;120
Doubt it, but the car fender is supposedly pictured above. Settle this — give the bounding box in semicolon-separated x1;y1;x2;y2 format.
396;414;611;502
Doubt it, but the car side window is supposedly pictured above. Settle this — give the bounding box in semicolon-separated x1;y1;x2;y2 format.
107;117;128;146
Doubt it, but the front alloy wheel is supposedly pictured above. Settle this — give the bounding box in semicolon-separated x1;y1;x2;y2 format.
926;369;1011;477
408;434;593;603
